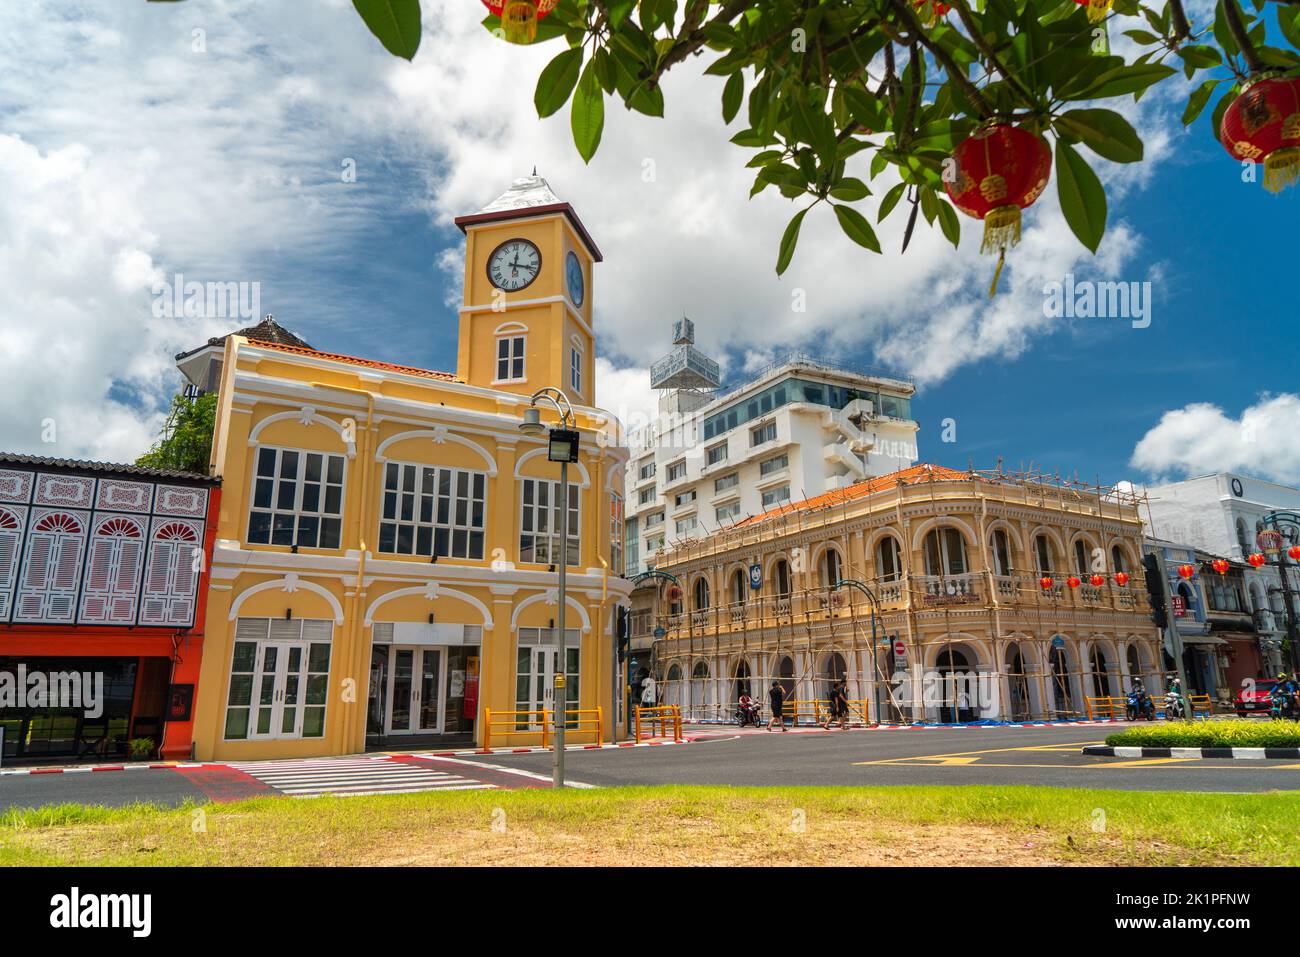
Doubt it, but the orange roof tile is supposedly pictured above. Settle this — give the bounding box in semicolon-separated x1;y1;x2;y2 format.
244;339;461;383
730;463;974;529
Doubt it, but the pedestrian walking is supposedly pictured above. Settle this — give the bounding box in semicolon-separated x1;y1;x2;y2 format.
767;681;788;732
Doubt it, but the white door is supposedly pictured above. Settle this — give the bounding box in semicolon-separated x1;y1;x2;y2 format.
250;641;310;739
385;647;444;735
517;646;580;730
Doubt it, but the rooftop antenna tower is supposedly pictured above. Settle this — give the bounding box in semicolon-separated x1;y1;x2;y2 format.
649;316;721;417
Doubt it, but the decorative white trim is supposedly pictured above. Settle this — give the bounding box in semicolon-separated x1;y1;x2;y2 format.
494;321;529;335
510;590;592;633
362;583;493;627
514;447;591;488
373;428;498;475
227;573;344;624
248;408;356;458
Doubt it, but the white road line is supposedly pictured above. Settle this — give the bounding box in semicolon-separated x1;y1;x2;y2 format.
407;753;595;789
230;756;499;798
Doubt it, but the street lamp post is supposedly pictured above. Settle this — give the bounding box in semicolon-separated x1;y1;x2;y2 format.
830;578;884;723
519;388;579;788
1257;513;1300;675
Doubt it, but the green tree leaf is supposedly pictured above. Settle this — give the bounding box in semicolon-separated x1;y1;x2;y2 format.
833;203;882;253
1056;140;1107;253
721;72;744;124
1055;109;1144;164
351;0;421;60
776;207;809;275
535;47;583;118
878;182;907;223
1183;79;1222;126
571;65;605;164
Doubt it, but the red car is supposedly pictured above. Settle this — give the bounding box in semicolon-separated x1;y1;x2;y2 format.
1234;679;1278;717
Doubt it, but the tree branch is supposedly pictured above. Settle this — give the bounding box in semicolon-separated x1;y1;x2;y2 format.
886;0;995;119
1222;0;1265;74
1169;0;1192;45
951;0;1040;109
647;0;750;85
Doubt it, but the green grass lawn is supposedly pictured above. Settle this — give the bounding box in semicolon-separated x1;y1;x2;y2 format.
1106;720;1300;749
2;785;1296;866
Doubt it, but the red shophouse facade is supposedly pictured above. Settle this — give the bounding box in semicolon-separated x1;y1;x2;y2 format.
0;455;220;762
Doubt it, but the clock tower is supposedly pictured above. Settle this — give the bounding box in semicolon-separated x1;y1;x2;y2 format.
453;174;601;404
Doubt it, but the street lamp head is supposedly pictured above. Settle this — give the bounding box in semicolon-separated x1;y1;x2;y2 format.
519;406;544;435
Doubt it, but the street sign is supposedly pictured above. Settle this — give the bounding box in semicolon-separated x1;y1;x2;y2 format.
748;564;762;590
1171;595;1186;617
1051;635;1065;649
653;626;665;639
893;641;906;657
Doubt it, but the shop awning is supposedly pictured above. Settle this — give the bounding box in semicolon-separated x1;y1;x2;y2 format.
1180;634;1228;646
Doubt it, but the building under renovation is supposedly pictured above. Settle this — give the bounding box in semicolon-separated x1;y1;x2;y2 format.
637;463;1163;723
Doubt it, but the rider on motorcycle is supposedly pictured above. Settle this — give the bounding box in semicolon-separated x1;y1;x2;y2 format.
1270;673;1297;719
737;693;760;727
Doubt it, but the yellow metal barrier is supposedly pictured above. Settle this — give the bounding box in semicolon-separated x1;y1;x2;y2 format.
1084;696;1128;720
634;705;682;741
483;707;604;751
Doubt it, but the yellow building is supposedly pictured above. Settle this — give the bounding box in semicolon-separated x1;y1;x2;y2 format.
186;175;632;760
645;463;1162;724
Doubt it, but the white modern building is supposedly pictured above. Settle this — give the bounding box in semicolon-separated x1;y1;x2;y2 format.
1142;471;1300;666
621;321;920;575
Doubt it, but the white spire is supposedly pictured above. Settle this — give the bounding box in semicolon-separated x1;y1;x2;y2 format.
478;173;562;214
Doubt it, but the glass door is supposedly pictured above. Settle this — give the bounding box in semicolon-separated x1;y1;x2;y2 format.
385;647;444;735
251;642;309;739
515;646;581;730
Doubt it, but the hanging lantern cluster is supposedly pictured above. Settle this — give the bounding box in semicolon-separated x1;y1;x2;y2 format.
1039;571;1129;590
480;0;556;44
1221;76;1300;193
1071;0;1112;23
945;124;1052;295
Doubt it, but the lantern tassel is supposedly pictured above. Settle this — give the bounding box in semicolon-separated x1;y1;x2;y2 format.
502;0;539;44
1087;0;1112;22
1264;147;1300;193
981;205;1021;297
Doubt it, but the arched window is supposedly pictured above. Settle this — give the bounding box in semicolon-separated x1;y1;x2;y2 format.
1090;646;1111;697
876;536;902;582
14;511;86;623
989;529;1012;576
774;559;791;598
729;569;746;605
1050;645;1072;715
923;527;967;576
140;520;202;626
1126;645;1141;685
1236;517;1250;555
1034;534;1054;575
820;547;842;589
734;659;752;700
0;507;23;620
1111;545;1128;575
1074;540;1091;576
81;515;146;624
692;577;710;610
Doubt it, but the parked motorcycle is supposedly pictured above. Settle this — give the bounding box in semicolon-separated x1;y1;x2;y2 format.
1125;690;1156;721
1163;691;1185;720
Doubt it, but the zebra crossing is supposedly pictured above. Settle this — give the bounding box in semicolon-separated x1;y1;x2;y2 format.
226;756;496;798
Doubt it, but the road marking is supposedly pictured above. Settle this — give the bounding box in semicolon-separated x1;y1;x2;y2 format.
228;757;496;798
1086;757;1199;768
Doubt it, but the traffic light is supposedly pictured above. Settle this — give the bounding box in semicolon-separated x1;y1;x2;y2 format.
1142;553;1168;630
616;605;629;662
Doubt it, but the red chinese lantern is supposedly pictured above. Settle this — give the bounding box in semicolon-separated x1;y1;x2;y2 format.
480;0;557;44
1114;572;1130;587
1039;576;1054;590
1071;0;1112;22
1211;558;1230;575
1289;545;1300;561
914;0;951;25
1066;575;1081;589
1089;574;1105;587
1220;76;1300;193
1177;563;1195;579
1248;552;1267;568
946;124;1052;295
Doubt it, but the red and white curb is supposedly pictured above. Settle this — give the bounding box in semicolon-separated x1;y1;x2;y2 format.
407;738;690;759
0;762;194;777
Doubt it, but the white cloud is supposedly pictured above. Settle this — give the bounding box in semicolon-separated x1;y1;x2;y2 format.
0;0;1191;460
594;357;656;437
1130;394;1300;484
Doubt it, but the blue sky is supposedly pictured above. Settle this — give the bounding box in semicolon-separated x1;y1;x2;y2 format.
0;0;1294;487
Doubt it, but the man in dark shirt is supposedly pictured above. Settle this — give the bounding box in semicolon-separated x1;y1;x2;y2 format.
767;681;787;732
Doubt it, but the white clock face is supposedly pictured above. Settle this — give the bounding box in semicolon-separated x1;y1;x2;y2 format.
487;239;541;292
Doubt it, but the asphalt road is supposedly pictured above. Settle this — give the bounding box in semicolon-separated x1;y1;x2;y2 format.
459;724;1300;793
2;724;1298;811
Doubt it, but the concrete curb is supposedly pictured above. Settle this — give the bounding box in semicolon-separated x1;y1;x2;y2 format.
1082;745;1300;760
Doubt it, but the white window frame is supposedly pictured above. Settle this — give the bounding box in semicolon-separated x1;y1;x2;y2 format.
705;442;728;466
378;461;487;560
761;485;790;508
247;446;346;549
759;453;789;477
569;344;583;396
716;501;741;524
666;460;686;483
751;421;777;447
714;472;739;494
224;618;333;741
495;334;527;383
519;477;580;566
